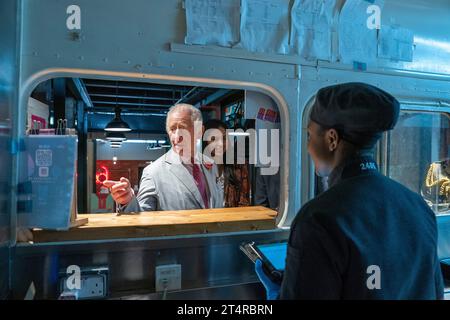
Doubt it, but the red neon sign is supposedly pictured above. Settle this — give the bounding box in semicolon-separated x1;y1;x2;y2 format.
96;165;110;185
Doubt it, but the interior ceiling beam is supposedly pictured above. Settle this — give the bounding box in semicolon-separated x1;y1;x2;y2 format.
70;78;93;107
90;101;171;108
194;89;232;107
81;80;234;117
176;86;202;104
86;110;167;116
84;82;192;93
88;93;178;101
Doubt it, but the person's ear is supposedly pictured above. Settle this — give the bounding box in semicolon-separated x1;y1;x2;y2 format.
326;128;340;152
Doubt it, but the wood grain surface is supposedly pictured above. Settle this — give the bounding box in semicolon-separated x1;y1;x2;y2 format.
32;206;277;243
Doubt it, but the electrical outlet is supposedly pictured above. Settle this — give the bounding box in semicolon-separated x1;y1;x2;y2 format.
58;266;108;300
60;274;106;299
155;264;181;292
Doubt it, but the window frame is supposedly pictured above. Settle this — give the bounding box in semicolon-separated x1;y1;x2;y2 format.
303;98;450;210
18;70;291;243
380;102;450;216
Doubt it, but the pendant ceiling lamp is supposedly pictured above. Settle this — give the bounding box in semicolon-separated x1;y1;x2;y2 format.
110;141;122;148
105;82;131;132
104;107;131;132
105;131;127;141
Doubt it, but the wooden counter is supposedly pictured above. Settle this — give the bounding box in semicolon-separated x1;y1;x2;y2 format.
31;206;277;243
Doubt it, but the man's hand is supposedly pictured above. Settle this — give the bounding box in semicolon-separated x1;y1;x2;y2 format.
17;227;33;243
103;177;135;205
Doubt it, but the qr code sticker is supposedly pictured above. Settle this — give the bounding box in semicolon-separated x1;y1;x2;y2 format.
39;166;49;177
36;149;52;167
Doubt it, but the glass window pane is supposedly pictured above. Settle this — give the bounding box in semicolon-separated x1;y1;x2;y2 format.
387;110;450;214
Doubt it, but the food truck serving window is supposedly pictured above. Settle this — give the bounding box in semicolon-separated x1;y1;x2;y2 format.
383;108;450;215
19;78;283;243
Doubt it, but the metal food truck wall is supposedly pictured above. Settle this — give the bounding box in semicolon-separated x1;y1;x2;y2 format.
7;0;450;299
0;0;21;299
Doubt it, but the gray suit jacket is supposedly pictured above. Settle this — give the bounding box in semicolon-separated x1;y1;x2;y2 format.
119;149;223;212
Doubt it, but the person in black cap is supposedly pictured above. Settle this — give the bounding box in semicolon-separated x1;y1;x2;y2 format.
255;82;444;299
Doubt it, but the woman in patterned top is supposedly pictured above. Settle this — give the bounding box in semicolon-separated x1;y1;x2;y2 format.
203;119;250;207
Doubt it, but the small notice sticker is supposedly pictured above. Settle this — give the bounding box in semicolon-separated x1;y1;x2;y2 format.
36;149;52;166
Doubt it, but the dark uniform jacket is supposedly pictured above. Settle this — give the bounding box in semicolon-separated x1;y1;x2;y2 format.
280;156;444;299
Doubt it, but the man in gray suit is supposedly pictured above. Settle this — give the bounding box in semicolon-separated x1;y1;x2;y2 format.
104;104;223;212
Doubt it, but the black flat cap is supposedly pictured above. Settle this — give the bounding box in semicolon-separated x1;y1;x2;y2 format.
310;82;400;147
